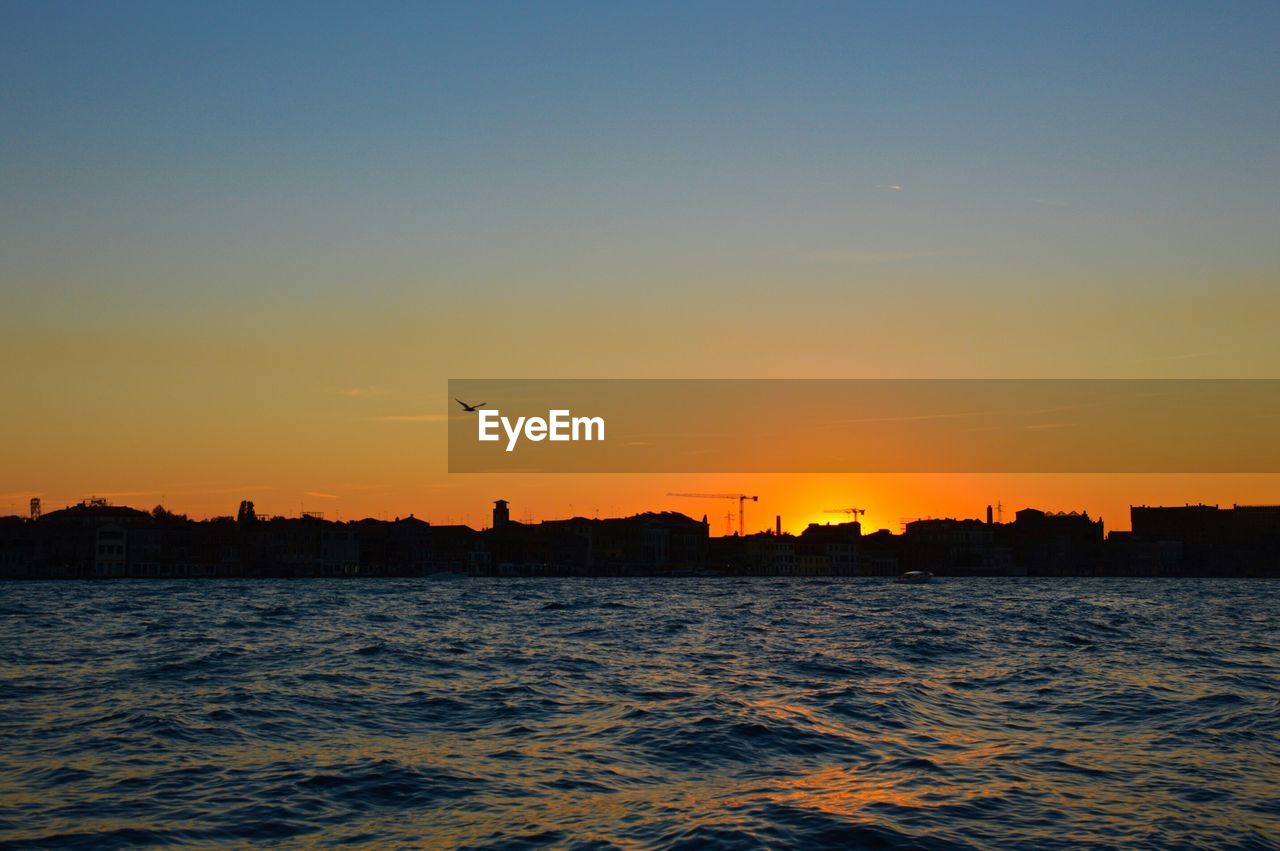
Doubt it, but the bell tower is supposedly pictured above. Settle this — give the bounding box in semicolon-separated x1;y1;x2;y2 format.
493;499;510;528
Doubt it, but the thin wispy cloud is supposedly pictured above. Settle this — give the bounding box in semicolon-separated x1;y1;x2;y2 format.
1134;350;1217;364
807;249;923;265
303;491;340;499
363;414;448;423
818;404;1086;428
12;487;273;510
880;184;903;191
97;485;274;497
827;410;990;426
336;386;388;398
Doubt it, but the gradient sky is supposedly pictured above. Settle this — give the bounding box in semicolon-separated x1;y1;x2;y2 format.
2;1;1278;531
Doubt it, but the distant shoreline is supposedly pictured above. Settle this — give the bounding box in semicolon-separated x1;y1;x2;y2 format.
4;499;1277;580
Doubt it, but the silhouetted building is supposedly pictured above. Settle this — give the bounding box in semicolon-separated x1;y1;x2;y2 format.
2;497;1277;579
743;532;796;575
902;518;1011;575
1129;504;1280;576
795;521;862;575
34;500;152;578
1012;508;1103;576
860;529;900;576
94;524;127;577
0;516;34;579
1102;531;1182;576
527;511;709;575
353;516;436;575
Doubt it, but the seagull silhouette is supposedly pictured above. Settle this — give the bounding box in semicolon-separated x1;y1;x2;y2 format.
455;398;486;412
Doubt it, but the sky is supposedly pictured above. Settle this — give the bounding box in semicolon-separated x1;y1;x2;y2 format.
2;1;1278;532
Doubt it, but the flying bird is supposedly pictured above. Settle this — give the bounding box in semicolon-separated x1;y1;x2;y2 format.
455;399;486;412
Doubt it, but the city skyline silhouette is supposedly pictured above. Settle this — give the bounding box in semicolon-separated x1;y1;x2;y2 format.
5;492;1277;580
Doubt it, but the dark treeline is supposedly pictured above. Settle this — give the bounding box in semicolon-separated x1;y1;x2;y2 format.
1;499;1277;579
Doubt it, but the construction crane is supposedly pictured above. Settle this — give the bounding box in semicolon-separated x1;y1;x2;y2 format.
824;507;866;525
668;493;758;536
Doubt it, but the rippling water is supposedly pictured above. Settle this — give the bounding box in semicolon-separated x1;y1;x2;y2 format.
1;578;1277;849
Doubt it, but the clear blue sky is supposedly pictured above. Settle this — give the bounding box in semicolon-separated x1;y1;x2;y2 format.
4;1;1277;316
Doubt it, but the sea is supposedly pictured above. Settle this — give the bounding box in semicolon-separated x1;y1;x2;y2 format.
1;578;1277;849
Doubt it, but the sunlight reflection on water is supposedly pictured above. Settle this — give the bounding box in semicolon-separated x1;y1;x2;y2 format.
0;578;1277;848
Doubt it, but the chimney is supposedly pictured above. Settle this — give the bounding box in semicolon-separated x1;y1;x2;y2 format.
986;504;994;525
776;515;782;536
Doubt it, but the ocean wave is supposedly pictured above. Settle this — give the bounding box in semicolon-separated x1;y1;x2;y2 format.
1;577;1277;848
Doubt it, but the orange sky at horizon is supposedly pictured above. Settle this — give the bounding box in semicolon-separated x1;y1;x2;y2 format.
7;296;1280;535
8;471;1280;537
5;275;1280;535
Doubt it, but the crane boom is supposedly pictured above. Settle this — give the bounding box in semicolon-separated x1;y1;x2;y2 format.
667;492;759;536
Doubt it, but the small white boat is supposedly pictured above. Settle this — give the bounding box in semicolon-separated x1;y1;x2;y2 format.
894;570;933;584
